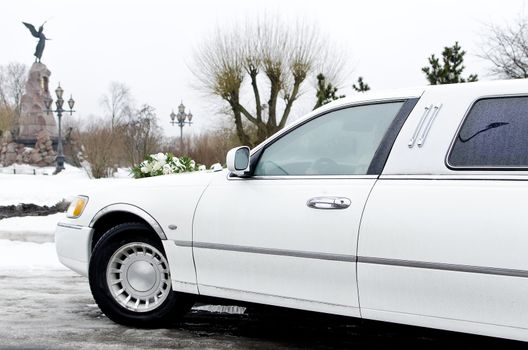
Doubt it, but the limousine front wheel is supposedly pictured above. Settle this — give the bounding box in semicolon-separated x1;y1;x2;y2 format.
89;222;193;327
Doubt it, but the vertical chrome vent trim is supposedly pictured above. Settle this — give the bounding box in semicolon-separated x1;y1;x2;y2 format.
408;104;432;148
417;104;443;147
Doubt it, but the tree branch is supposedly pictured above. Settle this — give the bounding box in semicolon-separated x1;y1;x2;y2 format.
237;103;258;125
279;76;303;129
248;68;263;122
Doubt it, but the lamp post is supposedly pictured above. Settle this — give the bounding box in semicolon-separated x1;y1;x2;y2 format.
44;83;75;174
169;101;193;152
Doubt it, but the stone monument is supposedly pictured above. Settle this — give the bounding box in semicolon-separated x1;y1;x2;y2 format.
17;62;58;143
0;63;58;166
0;21;60;167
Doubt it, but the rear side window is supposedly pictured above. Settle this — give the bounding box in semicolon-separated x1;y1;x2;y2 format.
448;96;528;169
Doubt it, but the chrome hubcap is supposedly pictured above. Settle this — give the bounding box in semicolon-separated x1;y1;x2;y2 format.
127;261;156;292
106;242;171;313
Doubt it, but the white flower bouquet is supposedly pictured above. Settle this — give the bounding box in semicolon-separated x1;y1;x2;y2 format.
131;153;205;178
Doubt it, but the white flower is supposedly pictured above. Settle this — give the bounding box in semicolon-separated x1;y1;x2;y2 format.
152;161;162;172
153;153;166;163
141;161;153;173
162;164;173;175
133;153;202;178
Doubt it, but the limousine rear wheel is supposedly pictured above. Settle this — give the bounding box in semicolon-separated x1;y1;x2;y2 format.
89;222;193;327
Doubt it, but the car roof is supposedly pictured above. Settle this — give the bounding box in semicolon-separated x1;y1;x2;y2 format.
252;78;528;153
319;78;528;112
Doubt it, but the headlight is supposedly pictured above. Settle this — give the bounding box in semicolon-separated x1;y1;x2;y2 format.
67;196;89;218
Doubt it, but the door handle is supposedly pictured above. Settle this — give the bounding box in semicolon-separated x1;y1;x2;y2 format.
306;197;351;210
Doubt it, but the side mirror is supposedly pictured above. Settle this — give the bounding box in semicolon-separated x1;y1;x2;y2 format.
226;146;250;177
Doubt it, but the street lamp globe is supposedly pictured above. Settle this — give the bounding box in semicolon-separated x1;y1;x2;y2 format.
55;98;64;110
44;97;53;110
178;102;185;114
177;112;185;123
68;95;75;110
55;84;64;99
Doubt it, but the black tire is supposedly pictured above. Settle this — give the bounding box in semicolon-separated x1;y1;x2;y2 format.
89;222;193;327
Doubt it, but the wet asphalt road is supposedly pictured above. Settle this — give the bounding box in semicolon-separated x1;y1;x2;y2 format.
0;267;525;350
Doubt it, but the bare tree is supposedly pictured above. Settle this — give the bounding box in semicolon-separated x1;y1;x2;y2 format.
100;81;133;129
0;62;28;134
481;16;528;79
0;105;14;136
120;104;162;165
79;119;118;178
161;127;240;167
193;18;345;147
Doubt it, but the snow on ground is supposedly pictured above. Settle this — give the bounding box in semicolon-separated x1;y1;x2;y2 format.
0;164;131;266
0;213;64;242
0;164;131;206
0;239;65;270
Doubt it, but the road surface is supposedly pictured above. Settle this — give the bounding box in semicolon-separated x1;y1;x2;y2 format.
0;266;524;349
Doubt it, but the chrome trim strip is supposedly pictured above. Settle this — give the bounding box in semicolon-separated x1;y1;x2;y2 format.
89;203;167;240
361;307;528;330
57;222;84;230
174;240;192;247
249;175;378;180
358;256;528;278
172;280;197;286
379;174;528;181
175;241;356;262
199;283;355;309
178;240;528;278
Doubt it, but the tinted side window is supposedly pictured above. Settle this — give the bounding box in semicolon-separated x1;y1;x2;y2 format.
449;97;528;168
253;102;404;176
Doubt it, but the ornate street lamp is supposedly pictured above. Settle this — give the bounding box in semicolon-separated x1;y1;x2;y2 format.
170;101;193;151
44;83;75;174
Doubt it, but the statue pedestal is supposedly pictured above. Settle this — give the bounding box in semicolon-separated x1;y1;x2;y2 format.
17;62;57;143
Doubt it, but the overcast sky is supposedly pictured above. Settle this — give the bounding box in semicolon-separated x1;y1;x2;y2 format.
1;0;527;137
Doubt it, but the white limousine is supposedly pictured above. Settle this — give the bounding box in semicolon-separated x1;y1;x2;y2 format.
56;79;528;341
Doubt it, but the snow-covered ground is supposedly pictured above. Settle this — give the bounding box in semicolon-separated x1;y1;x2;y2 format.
0;164;131;206
0;213;64;242
0;165;131;267
0;239;64;270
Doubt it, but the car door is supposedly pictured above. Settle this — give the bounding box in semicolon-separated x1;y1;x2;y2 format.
192;99;417;316
358;94;528;337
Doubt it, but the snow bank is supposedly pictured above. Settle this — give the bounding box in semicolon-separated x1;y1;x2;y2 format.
0;239;65;270
0;164;132;206
0;213;63;242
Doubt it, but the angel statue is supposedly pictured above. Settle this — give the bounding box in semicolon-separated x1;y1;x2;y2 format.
22;21;49;62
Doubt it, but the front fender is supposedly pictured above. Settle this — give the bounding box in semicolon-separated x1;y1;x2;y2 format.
89;203;167;240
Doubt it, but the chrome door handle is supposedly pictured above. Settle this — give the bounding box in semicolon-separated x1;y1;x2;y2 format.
306;197;351;210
